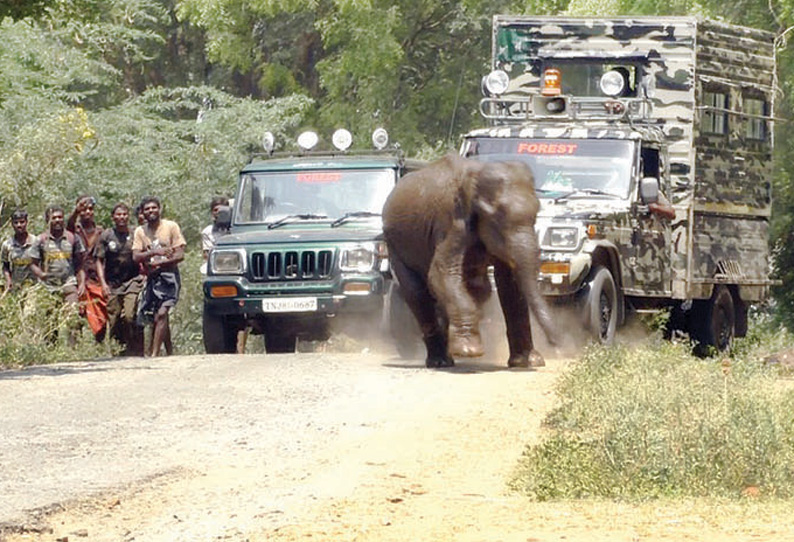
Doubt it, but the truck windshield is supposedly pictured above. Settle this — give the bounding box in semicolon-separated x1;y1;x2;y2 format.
464;138;634;199
235;168;396;224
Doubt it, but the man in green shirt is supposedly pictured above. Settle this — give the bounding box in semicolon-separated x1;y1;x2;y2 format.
1;209;36;291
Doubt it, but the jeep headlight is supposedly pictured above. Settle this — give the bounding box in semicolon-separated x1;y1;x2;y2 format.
543;227;579;249
210;249;246;274
340;243;377;272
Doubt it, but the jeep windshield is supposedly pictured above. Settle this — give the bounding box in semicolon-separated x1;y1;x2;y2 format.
234;168;396;225
463;138;634;199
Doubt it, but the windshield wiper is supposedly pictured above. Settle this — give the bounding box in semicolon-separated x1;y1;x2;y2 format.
554;189;622;203
267;213;328;230
330;211;381;228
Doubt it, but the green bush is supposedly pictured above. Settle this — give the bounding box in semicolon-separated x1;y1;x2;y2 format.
170;249;205;355
0;284;119;368
512;336;794;500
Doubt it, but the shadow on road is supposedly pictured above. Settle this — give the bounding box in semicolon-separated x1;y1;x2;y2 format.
381;358;539;374
0;359;159;380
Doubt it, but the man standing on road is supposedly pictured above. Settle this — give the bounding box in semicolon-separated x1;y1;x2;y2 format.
67;195;107;340
132;196;186;357
30;205;86;302
30;205;86;344
200;196;229;275
96;203;145;356
1;209;36;291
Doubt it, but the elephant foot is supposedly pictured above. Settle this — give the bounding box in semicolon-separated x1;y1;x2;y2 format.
424;332;454;368
508;349;546;368
448;331;484;358
426;354;455;368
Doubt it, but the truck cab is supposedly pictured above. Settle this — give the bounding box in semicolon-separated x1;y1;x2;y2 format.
202;129;425;353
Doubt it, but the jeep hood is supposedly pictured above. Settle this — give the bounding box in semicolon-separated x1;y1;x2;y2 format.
215;225;383;247
537;196;629;221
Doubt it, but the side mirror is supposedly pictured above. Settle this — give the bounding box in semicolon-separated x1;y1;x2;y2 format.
639;177;659;205
216;205;232;230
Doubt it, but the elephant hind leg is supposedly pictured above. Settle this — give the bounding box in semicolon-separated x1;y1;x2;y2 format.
390;257;454;368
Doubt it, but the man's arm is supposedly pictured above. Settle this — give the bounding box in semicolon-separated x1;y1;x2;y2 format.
148;245;184;270
96;254;110;295
66;206;80;233
73;238;87;296
29;240;46;281
1;245;10;289
649;192;675;220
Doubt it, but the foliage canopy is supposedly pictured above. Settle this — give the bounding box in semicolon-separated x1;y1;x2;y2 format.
3;0;794;359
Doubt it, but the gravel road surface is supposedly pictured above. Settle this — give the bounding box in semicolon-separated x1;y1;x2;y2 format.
0;348;560;540
2;347;792;542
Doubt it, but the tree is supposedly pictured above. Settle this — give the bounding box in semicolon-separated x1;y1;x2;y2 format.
177;0;518;152
0;0;56;21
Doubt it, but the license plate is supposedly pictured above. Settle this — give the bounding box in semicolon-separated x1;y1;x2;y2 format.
262;297;318;313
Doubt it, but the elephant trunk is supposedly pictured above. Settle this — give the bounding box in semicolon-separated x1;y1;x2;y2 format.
525;282;560;347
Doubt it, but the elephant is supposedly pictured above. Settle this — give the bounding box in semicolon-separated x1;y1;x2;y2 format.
382;153;558;368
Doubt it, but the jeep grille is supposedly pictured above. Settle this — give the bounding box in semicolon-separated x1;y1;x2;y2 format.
250;250;334;281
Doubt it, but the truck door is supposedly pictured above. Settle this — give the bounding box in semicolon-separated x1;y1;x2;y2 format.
629;147;672;296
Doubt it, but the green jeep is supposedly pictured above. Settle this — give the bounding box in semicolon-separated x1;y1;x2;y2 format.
202;130;425;353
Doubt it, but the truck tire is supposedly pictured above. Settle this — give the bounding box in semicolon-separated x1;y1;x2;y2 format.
202;308;239;354
583;266;618;344
386;282;422;359
265;330;297;353
693;285;735;352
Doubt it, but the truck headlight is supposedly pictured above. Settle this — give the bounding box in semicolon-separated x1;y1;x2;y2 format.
543;227;579;249
210;249;246;274
340;243;377;272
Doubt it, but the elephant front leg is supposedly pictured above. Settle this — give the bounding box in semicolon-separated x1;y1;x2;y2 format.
493;261;545;368
428;240;484;359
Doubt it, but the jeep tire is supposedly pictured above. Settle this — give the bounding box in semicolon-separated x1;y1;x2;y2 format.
265;329;297;354
202;308;240;354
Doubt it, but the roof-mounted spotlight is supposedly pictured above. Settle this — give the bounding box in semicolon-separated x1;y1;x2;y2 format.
297;130;319;151
262;131;275;154
482;69;510;97
332;128;352;151
600;69;627;97
372;127;389;150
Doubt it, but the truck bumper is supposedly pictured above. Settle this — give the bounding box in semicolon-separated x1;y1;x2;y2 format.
203;275;386;318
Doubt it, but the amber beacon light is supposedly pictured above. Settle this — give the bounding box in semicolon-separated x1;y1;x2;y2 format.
541;68;562;96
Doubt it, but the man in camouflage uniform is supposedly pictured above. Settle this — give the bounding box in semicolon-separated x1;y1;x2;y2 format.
96;202;145;356
30;205;86;304
1;209;36;291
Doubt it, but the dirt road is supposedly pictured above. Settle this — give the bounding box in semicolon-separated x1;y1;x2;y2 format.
1;348;793;542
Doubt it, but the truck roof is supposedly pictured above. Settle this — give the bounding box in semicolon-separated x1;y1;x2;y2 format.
466;124;664;144
241;152;411;174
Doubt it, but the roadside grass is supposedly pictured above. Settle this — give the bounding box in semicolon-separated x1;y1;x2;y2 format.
511;319;794;501
0;250;207;369
0;284;118;368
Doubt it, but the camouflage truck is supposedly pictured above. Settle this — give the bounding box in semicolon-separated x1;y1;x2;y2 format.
202;129;426;353
461;16;777;349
